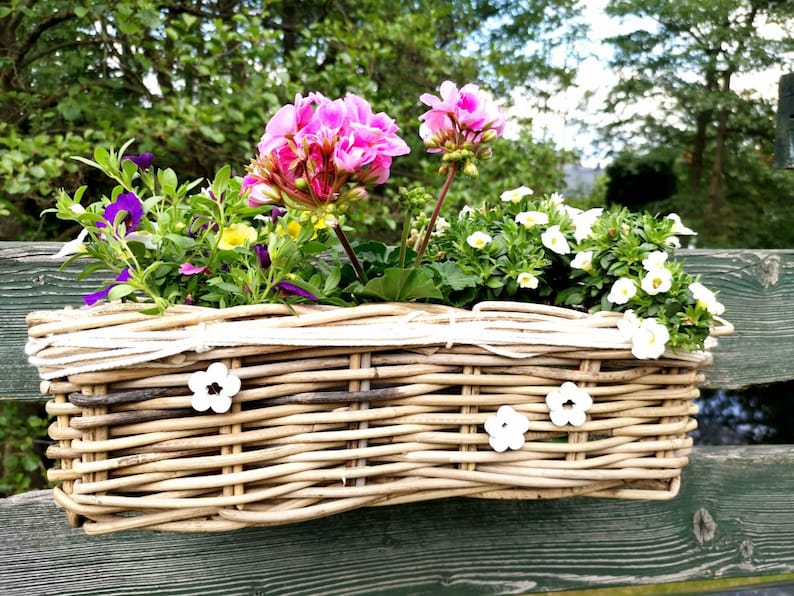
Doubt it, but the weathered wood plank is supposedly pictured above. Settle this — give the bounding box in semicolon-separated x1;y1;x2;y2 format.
1;243;793;399
1;446;792;596
683;249;794;389
0;447;794;596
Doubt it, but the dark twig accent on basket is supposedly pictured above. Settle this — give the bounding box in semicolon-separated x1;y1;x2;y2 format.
68;387;180;406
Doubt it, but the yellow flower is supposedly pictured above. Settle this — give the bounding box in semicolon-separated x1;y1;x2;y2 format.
275;220;303;240
218;223;257;250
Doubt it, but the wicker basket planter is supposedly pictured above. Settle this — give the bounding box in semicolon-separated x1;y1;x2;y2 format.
27;300;729;535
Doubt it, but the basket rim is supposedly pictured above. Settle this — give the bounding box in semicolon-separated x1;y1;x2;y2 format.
26;300;724;381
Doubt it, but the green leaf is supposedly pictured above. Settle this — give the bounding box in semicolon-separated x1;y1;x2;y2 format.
212;282;245;295
93;146;110;166
107;283;136;301
359;267;442;302
354;241;388;264
485;276;504;289
160;168;178;195
211;164;231;200
300;241;329;257
429;261;478;291
323;266;341;293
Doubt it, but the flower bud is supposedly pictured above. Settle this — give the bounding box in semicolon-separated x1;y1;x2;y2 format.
481;129;498;144
463;161;479;178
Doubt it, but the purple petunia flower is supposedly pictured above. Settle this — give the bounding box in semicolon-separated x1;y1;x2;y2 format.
97;192;143;236
253;244;271;269
83;268;132;306
123;152;154;170
270;206;287;224
275;280;318;302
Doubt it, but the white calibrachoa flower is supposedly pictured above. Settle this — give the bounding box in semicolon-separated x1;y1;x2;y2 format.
484;405;530;452
500;185;534;203
459;205;476;220
540;225;570;255
617;311;670;359
432;216;450;235
466;231;492;249
667;213;697;236
641;267;673;295
572;208;603;242
607;277;637;305
617;310;641;341
546;382;593;427
515;210;549;228
570;250;593;272
688;282;725;316
516;271;539;289
642;250;668;272
189;362;241;414
563;205;582;217
126;229;158;249
630;318;670;359
53;229;88;259
548;191;565;206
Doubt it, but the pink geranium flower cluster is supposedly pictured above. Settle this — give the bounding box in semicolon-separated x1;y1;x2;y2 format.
419;81;505;158
243;92;410;222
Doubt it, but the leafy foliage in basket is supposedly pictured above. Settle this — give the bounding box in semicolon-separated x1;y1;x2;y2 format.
48;81;724;359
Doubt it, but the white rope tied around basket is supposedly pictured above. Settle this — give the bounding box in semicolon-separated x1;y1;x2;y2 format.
26;308;708;380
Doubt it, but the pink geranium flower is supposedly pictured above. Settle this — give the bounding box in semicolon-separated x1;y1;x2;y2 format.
418;80;505;153
244;92;410;215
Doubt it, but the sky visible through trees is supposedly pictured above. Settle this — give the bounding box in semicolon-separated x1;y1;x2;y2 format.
517;0;787;168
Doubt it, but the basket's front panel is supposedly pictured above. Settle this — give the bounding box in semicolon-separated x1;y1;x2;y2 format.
36;306;706;533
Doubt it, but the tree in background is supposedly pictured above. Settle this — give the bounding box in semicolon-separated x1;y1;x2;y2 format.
0;0;586;242
601;0;794;247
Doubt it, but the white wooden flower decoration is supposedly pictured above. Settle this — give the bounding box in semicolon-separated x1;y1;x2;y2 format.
188;362;241;413
545;382;593;427
484;405;530;452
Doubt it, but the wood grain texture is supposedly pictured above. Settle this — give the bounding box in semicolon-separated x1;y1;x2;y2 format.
0;242;91;401
683;249;794;389
1;243;793;399
1;445;792;595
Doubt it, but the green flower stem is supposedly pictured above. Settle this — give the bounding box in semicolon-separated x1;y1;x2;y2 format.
414;162;457;266
334;225;368;284
398;207;413;269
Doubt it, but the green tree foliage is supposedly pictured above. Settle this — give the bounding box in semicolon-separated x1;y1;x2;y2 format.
0;402;48;496
0;0;585;242
601;0;794;247
604;148;678;210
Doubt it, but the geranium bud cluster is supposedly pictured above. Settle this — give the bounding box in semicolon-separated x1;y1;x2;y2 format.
418;81;505;177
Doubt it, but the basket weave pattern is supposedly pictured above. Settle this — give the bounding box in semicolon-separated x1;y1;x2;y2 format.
27;301;715;535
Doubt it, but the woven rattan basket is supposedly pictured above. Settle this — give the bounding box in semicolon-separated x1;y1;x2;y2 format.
26;300;730;535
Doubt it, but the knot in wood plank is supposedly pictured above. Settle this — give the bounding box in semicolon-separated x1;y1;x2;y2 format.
693;507;717;545
757;253;781;288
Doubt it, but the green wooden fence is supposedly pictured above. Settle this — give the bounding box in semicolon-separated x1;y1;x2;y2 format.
1;242;793;595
